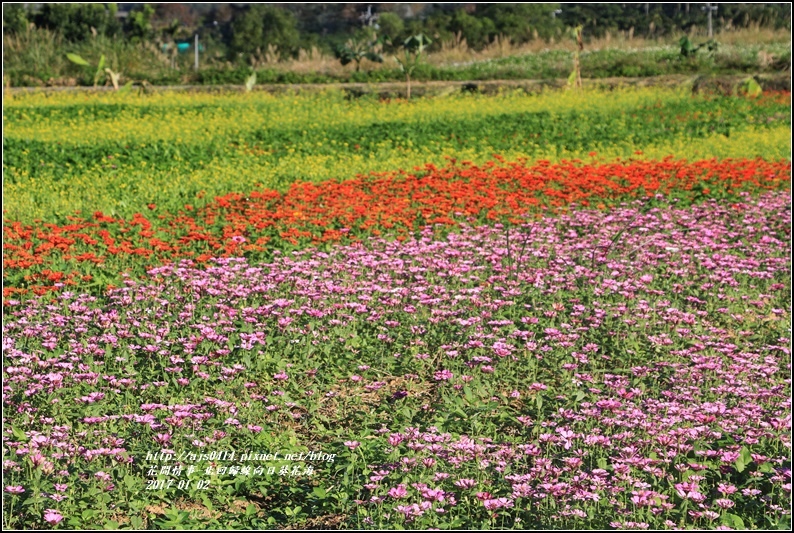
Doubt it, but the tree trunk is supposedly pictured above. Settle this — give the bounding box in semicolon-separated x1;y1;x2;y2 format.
406;73;411;99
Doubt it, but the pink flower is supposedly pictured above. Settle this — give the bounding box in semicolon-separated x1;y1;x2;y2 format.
715;498;735;509
718;483;737;495
388;484;408;498
43;509;63;525
344;441;360;450
454;478;477;489
433;369;453;381
274;372;288;381
5;485;24;494
483;497;514;510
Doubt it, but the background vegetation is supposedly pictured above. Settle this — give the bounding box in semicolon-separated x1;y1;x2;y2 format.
3;3;791;87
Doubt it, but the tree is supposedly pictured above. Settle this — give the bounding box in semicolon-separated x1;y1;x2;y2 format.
126;4;155;42
392;34;432;99
477;3;561;42
449;9;495;49
36;3;121;41
2;3;29;34
230;5;299;59
377;12;404;44
334;31;383;72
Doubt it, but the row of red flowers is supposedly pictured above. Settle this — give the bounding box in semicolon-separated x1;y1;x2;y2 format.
4;156;790;298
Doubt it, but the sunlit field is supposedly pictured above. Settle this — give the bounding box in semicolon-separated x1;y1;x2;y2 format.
2;87;790;529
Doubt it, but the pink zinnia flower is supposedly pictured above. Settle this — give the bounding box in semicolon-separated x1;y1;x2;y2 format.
274;372;288;381
5;485;24;494
454;478;477;489
715;498;735;509
43;509;63;525
433;369;453;381
388;484;408;498
344;441;360;450
718;483;737;495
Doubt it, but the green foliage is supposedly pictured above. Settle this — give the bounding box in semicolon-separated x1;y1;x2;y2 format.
230;4;300;59
36;3;121;41
334;32;383;72
478;3;562;42
126;4;154;42
2;3;29;34
739;76;763;98
65;52;122;88
392;34;432;99
679;36;719;59
376;12;404;45
66;52;91;67
449;9;495;49
560;3;791;39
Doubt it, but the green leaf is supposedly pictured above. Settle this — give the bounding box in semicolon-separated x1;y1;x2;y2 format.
722;513;745;530
124;474;138;490
742;77;762;98
735;446;752;473
67;53;90;66
463;385;474;403
597;457;608;470
11;425;27;441
567;70;577;87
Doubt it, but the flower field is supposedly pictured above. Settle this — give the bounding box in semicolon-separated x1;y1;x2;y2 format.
2;87;791;529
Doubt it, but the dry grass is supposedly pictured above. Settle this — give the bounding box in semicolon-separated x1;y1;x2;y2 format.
263;26;790;74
